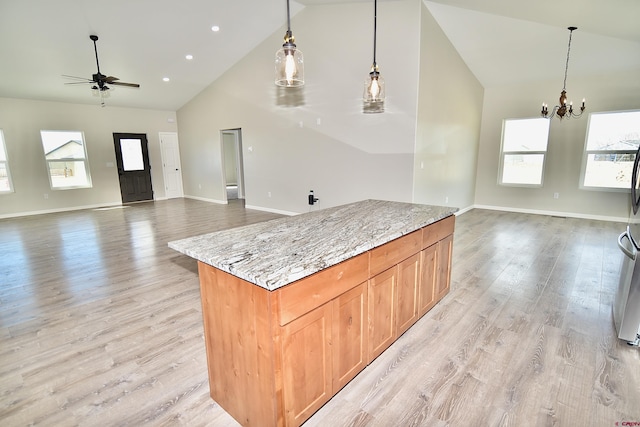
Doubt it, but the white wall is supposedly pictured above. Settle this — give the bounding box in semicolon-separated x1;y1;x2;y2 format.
413;2;483;210
474;69;640;221
177;0;423;214
0;97;177;217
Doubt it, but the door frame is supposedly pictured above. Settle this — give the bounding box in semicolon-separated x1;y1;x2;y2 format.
221;129;245;200
112;132;154;203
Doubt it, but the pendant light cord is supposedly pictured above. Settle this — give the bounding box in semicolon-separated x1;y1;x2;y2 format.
372;0;377;67
286;0;292;34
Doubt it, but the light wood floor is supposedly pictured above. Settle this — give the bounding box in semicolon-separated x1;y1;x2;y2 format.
1;199;639;426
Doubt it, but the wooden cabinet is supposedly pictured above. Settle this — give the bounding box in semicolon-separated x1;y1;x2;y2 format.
368;267;396;361
418;243;437;315
281;302;333;426
396;253;421;336
195;216;455;427
332;283;368;391
281;281;368;426
435;234;453;302
367;219;453;362
368;251;420;362
368;229;422;360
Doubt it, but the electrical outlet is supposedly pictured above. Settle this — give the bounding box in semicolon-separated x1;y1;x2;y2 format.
308;190;319;205
268;192;272;198
554;192;559;199
44;193;48;199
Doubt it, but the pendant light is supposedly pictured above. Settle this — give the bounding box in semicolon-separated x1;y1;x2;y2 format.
275;0;304;87
541;27;586;120
363;0;384;111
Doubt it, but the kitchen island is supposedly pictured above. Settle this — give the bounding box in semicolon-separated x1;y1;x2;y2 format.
169;200;457;427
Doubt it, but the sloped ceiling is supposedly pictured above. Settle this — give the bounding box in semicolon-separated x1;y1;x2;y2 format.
0;0;638;111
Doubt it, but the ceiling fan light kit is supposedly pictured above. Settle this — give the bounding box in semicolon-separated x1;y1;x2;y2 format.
63;35;140;106
541;26;586;120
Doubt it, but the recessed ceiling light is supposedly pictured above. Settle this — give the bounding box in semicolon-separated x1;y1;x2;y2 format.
211;25;220;32
185;54;193;60
163;77;170;82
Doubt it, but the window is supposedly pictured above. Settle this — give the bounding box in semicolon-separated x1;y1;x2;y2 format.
0;130;13;193
581;110;640;190
499;118;550;186
40;130;92;189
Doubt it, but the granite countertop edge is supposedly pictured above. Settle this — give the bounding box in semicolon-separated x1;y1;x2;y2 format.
168;200;457;291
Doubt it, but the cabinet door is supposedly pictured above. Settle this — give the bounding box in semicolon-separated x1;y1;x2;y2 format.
418;243;437;316
332;283;368;391
368;267;396;362
396;253;420;336
435;234;453;302
281;303;333;427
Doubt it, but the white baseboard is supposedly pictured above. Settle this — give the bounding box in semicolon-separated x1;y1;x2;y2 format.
471;204;627;223
0;201;123;219
183;195;228;205
244;205;299;216
453;205;474;216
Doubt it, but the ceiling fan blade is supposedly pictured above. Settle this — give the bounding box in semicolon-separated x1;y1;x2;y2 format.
62;74;94;82
103;76;120;83
64;82;94;85
110;81;140;88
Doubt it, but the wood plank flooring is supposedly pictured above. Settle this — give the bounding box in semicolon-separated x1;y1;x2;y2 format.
1;199;639;426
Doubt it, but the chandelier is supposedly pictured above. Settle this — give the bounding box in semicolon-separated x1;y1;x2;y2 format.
275;0;304;87
541;27;585;119
363;0;385;113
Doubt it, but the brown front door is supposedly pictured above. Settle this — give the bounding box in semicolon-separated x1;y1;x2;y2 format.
113;133;153;203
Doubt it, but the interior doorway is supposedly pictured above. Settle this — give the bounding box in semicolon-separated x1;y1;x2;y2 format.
221;129;245;201
113;133;154;203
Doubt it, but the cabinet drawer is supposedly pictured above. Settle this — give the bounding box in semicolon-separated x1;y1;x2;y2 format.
277;253;368;326
369;230;422;277
422;215;455;249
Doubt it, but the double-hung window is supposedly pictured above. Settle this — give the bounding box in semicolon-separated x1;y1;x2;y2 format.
499;118;550;186
0;130;13;193
40;130;92;189
581;110;640;190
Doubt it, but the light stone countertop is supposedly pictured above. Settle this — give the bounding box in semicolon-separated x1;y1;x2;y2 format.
168;199;457;291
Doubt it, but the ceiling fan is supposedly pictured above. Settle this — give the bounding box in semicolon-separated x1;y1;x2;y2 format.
63;35;140;105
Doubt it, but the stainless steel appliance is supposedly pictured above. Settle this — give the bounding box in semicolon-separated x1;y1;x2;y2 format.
615;147;640;346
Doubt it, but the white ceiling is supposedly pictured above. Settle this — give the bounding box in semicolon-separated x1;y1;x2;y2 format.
0;0;638;111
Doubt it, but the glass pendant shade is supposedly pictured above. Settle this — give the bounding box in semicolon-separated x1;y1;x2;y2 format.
275;40;304;87
363;0;384;112
364;68;385;103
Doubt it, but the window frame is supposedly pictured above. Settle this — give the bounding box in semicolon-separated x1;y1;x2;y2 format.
40;130;93;190
0;130;14;193
498;117;551;188
579;110;640;193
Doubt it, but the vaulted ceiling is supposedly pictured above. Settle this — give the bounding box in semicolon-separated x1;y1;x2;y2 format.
1;0;638;111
